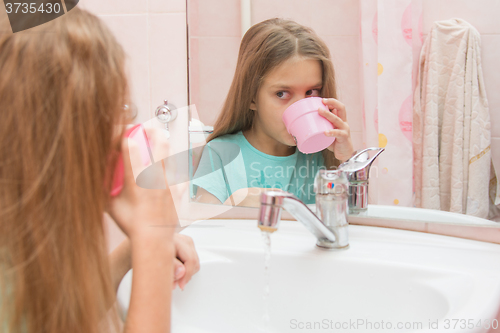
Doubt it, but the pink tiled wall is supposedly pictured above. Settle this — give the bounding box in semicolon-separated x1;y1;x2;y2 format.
188;0;500;155
78;0;189;251
187;0;241;126
79;0;188;126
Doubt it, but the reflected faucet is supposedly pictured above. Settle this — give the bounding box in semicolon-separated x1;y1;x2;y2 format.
339;147;385;214
257;170;349;250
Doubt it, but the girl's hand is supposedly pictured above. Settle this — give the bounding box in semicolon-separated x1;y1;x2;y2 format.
108;126;177;243
318;98;354;162
172;234;200;291
109;127;179;333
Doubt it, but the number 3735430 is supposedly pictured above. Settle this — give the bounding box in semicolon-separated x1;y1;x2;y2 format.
5;2;61;14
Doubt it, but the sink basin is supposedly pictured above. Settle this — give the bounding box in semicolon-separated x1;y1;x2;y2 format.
362;204;499;225
117;220;500;333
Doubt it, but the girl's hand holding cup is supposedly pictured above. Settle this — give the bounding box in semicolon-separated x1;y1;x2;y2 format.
319;98;354;162
109;125;177;243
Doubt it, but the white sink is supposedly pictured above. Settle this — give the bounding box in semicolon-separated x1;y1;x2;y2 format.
363;204;499;226
117;220;500;333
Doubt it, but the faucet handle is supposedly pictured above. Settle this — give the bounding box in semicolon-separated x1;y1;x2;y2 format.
314;170;348;195
345;147;384;163
338;147;385;182
339;147;384;171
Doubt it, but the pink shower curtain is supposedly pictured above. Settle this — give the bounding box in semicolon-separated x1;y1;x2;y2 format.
359;0;422;207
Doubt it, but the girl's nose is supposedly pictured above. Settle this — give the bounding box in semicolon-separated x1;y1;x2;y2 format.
289;96;307;106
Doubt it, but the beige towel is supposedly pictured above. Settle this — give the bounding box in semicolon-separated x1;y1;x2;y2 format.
414;18;491;218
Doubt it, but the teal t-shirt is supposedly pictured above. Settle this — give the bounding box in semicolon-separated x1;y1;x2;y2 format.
192;131;324;204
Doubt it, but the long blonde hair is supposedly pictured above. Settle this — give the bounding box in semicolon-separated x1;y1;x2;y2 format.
0;9;128;333
209;18;340;169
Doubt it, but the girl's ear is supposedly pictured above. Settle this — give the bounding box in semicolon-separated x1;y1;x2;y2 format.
250;100;257;111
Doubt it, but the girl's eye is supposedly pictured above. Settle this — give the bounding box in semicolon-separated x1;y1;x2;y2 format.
276;91;290;99
306;89;321;97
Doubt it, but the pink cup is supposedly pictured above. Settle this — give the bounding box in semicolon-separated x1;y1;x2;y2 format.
282;97;335;154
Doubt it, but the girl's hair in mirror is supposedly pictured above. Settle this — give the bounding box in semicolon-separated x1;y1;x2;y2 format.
208;18;340;169
0;8;128;333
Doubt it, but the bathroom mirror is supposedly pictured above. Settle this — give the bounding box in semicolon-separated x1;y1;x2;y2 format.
184;0;500;235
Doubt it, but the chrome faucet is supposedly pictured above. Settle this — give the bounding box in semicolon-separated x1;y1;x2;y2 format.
339;147;385;214
257;170;349;250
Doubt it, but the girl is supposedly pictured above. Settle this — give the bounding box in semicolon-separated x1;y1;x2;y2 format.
193;18;353;206
0;9;198;333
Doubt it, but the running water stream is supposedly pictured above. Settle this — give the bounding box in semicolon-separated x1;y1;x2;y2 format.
261;230;272;332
